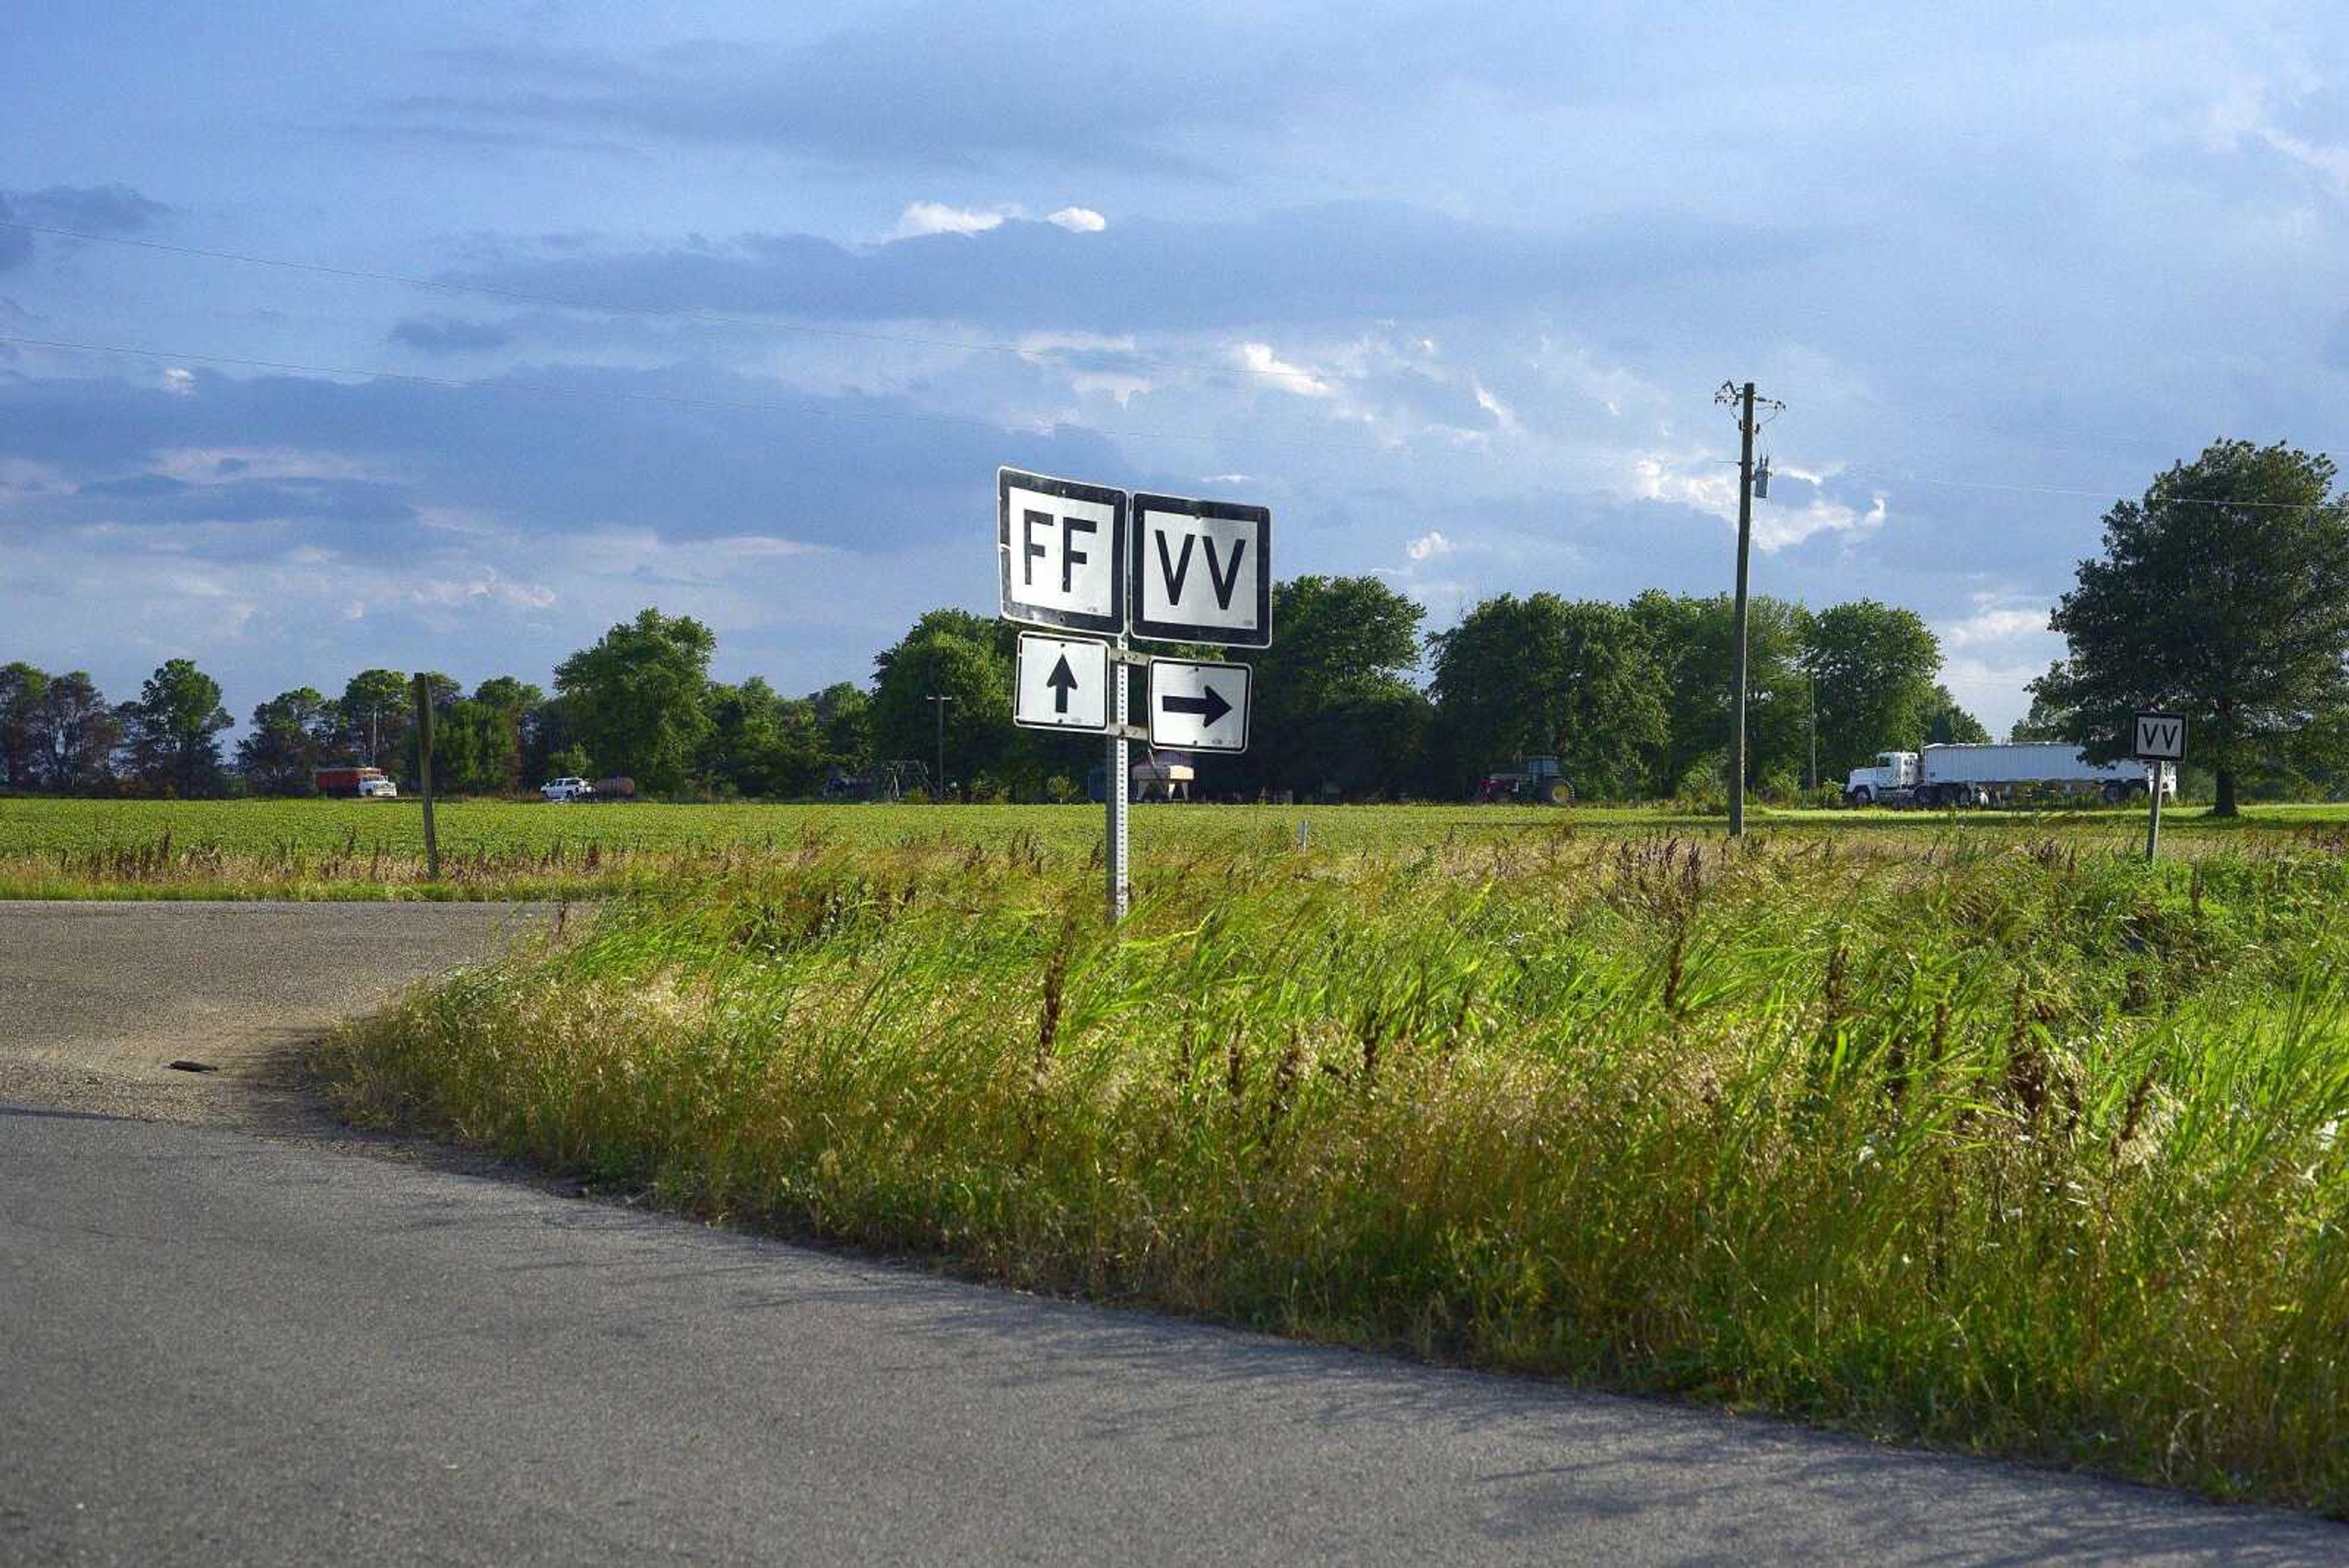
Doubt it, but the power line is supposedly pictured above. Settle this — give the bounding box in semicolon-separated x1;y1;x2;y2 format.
0;218;1344;390
0;332;1390;455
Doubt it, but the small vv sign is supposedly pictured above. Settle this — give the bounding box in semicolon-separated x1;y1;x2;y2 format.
2132;710;2185;863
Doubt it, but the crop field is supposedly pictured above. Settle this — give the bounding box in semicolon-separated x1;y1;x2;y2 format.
322;821;2349;1513
4;794;2349;899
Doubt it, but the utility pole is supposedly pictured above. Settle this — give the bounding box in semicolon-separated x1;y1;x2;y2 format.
926;693;954;803
1715;379;1782;836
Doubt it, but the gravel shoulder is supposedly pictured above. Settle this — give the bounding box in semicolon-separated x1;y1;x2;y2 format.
0;900;550;1130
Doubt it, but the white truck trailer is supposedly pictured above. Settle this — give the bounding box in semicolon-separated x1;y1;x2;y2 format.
1844;743;2176;808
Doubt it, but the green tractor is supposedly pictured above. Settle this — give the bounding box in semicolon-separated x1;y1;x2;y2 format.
1475;754;1573;805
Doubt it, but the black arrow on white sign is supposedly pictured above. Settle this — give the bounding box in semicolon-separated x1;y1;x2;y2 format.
1046;653;1078;714
1162;684;1233;727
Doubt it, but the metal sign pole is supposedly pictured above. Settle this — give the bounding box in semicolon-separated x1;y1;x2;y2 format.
411;673;439;882
1108;637;1130;922
2145;762;2162;863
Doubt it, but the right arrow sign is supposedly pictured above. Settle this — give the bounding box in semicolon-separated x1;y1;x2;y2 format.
1149;658;1250;752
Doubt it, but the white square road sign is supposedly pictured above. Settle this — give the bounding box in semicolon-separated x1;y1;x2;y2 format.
1000;469;1126;636
1131;492;1271;647
1014;633;1111;732
1148;658;1251;752
2132;711;2186;762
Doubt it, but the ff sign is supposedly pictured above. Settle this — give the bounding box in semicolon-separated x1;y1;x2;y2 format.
1000;469;1126;635
1130;492;1272;647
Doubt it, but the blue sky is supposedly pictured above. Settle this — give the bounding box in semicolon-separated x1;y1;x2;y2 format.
4;2;2347;738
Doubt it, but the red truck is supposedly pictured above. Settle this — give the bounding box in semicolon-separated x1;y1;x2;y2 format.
314;766;398;799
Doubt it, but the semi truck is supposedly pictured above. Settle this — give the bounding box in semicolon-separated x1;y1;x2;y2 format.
313;766;398;798
1844;743;2175;808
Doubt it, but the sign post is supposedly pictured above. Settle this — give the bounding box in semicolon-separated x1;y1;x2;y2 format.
411;673;439;882
1109;645;1130;920
2132;711;2186;863
997;468;1267;924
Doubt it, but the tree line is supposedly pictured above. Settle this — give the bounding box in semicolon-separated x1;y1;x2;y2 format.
6;440;2336;809
0;592;1980;804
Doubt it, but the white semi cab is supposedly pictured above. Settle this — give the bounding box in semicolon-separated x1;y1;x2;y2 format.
540;776;595;803
1845;743;2175;808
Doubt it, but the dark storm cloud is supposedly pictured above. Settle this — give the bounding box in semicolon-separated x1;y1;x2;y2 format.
381;10;1244;176
389;316;515;354
454;203;1826;333
0;362;1126;557
1;182;173;272
12;182;173;235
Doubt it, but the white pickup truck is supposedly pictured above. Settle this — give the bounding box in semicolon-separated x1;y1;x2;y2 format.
1846;744;2175;808
540;776;595;803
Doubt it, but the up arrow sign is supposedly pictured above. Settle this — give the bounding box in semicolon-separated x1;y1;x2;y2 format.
1014;633;1110;733
1131;492;1272;648
1045;652;1080;715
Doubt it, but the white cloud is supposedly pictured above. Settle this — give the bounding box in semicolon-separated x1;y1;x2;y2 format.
707;533;827;559
1406;529;1457;562
151;445;387;484
1753;492;1887;552
1472;381;1522;437
1942;606;2050;648
1631;451;1739;518
890;201;1010;239
1632;451;1888;551
1046;206;1107;232
161;368;195;396
1235;341;1334;398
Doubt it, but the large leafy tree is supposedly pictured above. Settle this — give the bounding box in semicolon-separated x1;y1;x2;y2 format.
454;677;544;795
870;609;1014;795
1630;591;1811;798
236;687;338;795
1238;575;1427;799
1428;594;1669;799
1802;599;1942;781
553;609;718;794
811;682;872;776
2038;439;2349;816
336;669;411;768
121;658;232;797
0;662;48;790
1919;684;1991;746
31;671;119;792
700;677;829;798
2008;664;2077;741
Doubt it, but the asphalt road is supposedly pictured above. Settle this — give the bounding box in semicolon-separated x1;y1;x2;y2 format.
3;901;2344;1564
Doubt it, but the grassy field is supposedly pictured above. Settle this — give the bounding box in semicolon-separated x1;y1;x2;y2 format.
325;825;2349;1513
5;793;2349;898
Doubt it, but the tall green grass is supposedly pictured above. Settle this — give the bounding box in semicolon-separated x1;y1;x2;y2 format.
328;828;2349;1510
